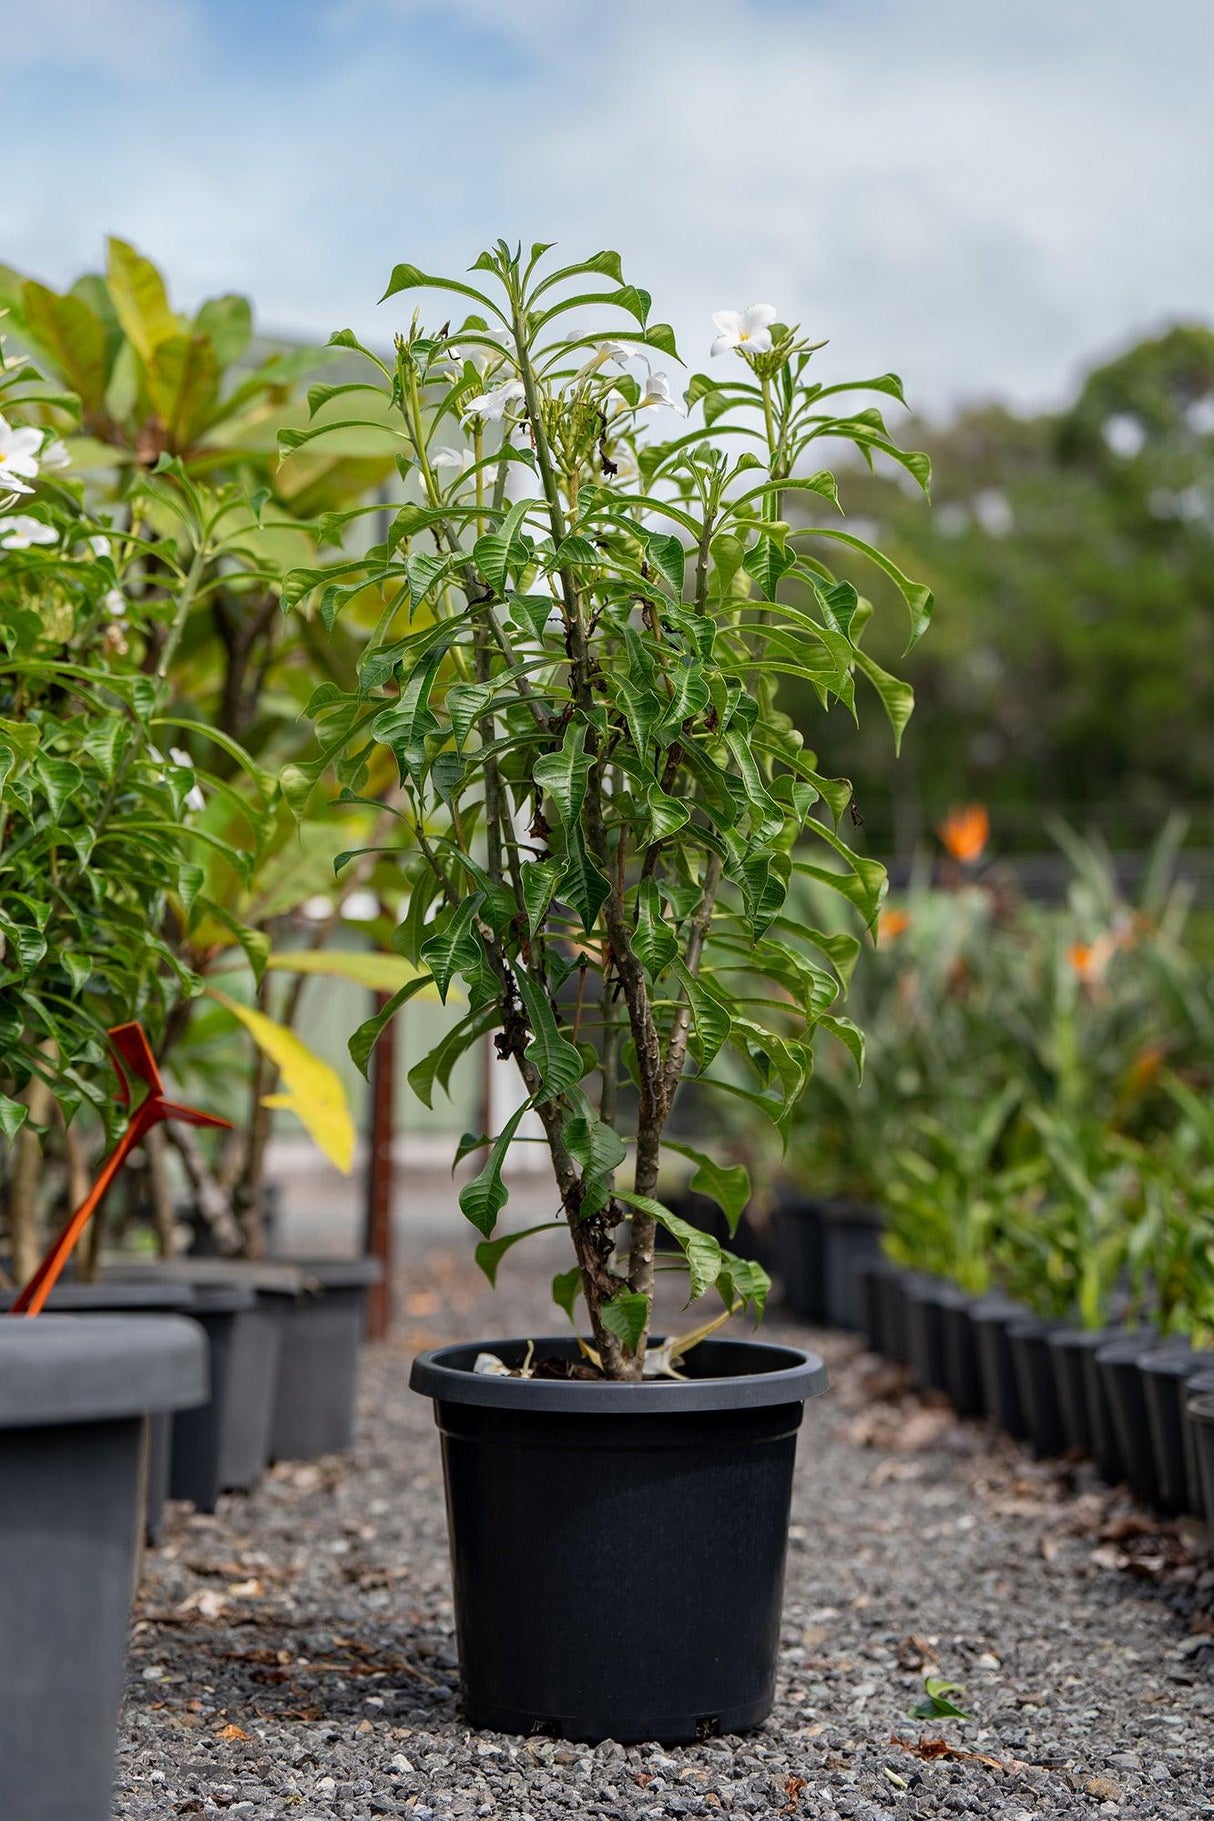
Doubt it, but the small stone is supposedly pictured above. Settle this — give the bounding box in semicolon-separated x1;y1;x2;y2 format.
1085;1777;1120;1800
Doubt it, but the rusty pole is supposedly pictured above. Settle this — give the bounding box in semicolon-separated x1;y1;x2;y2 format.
362;989;396;1339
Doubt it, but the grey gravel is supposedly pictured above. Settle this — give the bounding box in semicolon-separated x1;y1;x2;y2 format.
115;1245;1214;1820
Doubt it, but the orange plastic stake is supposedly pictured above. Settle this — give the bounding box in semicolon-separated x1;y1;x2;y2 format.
9;1022;231;1317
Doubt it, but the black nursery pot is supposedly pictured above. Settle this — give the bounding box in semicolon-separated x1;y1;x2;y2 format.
1096;1334;1166;1502
773;1196;826;1323
939;1288;985;1417
878;1265;916;1365
1046;1327;1125;1456
0;1315;206;1821
904;1276;952;1394
270;1256;383;1461
854;1256;900;1356
1140;1347;1204;1516
1186;1394;1214;1548
969;1297;1029;1437
1182;1367;1214;1518
1008;1319;1066;1457
820;1202;886;1331
411;1335;828;1744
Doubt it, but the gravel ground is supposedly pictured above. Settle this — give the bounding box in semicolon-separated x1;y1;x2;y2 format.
116;1245;1214;1821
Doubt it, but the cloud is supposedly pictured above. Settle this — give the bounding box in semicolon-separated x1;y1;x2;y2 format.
3;0;1209;412
5;0;202;80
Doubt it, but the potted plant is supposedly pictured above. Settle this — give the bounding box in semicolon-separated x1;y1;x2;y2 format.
290;240;931;1739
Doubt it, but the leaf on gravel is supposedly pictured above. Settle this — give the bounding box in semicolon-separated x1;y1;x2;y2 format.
215;1723;253;1740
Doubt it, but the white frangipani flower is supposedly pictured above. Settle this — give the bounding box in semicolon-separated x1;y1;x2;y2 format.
432;445;476;471
461;378;525;425
0;514;58;550
103;588;125;616
0;414;43;495
637;371;686;415
170;747;206;813
710;303;778;358
89;534;113;559
599;340;641;366
41;437;72;471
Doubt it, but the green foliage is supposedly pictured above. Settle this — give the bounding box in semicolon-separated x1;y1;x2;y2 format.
294;239;929;1376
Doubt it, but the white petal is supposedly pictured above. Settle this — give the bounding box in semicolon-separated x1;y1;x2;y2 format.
104;588;125;615
742;326;774;354
0;471;36;495
710;334;738;358
41;438;71;470
4;427;43;459
741;303;778;336
711;310;744;336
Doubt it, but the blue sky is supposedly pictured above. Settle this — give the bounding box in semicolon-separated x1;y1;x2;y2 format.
7;0;1211;414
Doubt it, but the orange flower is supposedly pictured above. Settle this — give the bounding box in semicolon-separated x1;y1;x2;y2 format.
1068;933;1118;986
878;907;911;942
937;804;989;865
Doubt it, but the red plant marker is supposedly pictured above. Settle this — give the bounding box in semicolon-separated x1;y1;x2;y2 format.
9;1022;231;1317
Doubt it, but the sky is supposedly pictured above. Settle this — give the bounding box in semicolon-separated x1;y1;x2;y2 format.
6;0;1212;416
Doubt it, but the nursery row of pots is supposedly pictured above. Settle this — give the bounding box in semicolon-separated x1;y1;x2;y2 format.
853;1257;1214;1541
0;1253;380;1821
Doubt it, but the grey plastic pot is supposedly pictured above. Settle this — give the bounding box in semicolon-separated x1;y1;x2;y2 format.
411;1334;828;1742
1008;1319;1067;1457
1140;1346;1206;1515
164;1281;258;1510
0;1315;206;1821
270;1256;383;1461
108;1259;301;1493
0;1278;199;1540
969;1297;1030;1437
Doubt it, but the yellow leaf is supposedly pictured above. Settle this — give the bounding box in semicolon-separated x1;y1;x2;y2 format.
211;992;356;1173
265;949;441;995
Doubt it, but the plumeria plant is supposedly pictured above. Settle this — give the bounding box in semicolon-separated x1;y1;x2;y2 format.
288;240;932;1379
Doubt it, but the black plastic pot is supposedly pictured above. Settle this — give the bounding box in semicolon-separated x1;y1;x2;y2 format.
1182;1367;1214;1518
1140;1346;1205;1515
854;1257;900;1355
1096;1334;1166;1501
0;1315;206;1821
970;1297;1029;1437
939;1288;984;1417
164;1281;258;1510
820;1202;886;1330
877;1264;915;1365
1046;1327;1123;1456
904;1276;952;1393
411;1334;828;1743
0;1278;200;1539
1008;1319;1066;1457
772;1196;826;1322
270;1256;383;1461
1185;1393;1214;1548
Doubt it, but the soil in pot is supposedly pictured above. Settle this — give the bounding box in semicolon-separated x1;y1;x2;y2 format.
939;1288;985;1417
970;1297;1029;1436
270;1256;383;1461
0;1314;206;1821
1008;1319;1067;1457
410;1334;828;1744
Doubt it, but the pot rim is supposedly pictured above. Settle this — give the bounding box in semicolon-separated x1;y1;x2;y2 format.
1186;1391;1214;1421
410;1334;828;1414
0;1313;208;1428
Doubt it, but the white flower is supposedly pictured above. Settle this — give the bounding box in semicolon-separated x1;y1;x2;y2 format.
0;514;58;550
170;747;206;813
637;371;686;415
599;340;641;366
442;326;510;377
103;588;125;616
89;534;113;559
0;414;43;496
461;378;526;425
41;437;71;471
432;445;476;471
710;303;778;358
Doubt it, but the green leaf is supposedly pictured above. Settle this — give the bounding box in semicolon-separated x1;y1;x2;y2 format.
742;535;796;600
806;527;934;647
551;1266;583;1323
107;237;179;363
516;971;584;1098
0;1091;28;1143
459;1105;528;1237
633;878;678;979
34;756;83;822
20;281;109;413
533;721;592;827
347;973;436;1077
522;857;566;937
911;1677;970;1722
600;1289;650;1353
666;1141;751;1235
559;831;611;933
818;1014;865;1080
618;1190;723;1303
407;1003;498;1108
671;959;733;1069
446;682;492;750
419;896;484;1001
853;647;915;754
645;783;689;842
474;1221;556;1285
643;530;685;595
